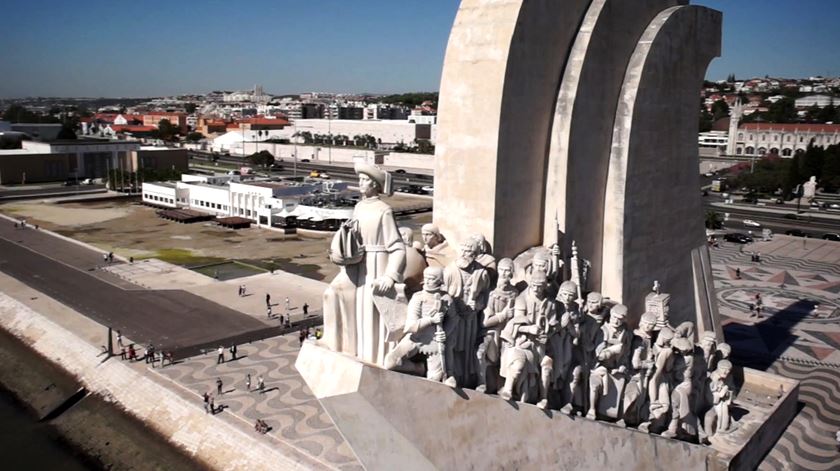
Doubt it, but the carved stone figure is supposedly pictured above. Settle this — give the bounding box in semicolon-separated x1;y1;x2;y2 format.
663;337;698;440
525;248;560;298
587;304;631;420
554;281;582;410
399;226;428;296
803;175;817;200
701;360;734;443
693;331;718;413
476;258;517;394
576;292;609;413
421;224;455;268
499;270;557;406
444;238;491;386
384;267;458;386
323;163;406;365
622;312;658;426
641;328;674;433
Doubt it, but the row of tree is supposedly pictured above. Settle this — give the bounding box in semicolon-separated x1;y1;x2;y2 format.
722;143;840;196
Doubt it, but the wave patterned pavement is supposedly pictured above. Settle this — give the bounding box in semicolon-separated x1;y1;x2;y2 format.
155;336;362;470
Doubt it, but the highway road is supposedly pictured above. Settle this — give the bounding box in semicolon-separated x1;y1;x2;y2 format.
702;196;840;238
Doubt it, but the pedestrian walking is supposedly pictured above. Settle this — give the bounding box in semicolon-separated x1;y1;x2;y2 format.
735;268;741;280
103;253;109;264
116;330;123;348
157;350;164;366
266;293;271;308
165;351;173;367
216;377;223;395
120;346;127;360
229;344;237;361
257;375;265;393
216;345;225;364
285;297;290;313
108;252;114;263
749;303;755;318
209;394;215;415
267;305;273;319
302;303;309;316
245;373;252;392
315;328;322;340
203;392;210;413
285;317;291;328
129;256;134;263
299;329;306;346
128;344;137;360
241;284;247;297
279;313;285;326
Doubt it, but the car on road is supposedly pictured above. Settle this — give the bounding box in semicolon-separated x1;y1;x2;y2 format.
783;213;799;220
63;180;78;186
394;169;407;174
421;185;434;195
309;170;320;177
300;159;311;162
785;229;807;237
270;163;284;171
829;203;840;209
319;173;331;179
724;233;753;244
823;233;840;241
742;219;761;228
81;178;96;185
774;198;784;204
704;172;714;177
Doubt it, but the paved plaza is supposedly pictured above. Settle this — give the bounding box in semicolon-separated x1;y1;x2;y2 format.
711;236;840;470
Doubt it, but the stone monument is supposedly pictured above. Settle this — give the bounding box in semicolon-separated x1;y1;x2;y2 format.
299;1;798;469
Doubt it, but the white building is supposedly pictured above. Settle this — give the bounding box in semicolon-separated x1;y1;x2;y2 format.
795;94;837;109
726;100;840;157
698;131;728;149
142;175;353;229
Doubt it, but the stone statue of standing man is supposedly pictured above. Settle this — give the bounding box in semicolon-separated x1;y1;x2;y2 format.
323;163;406;366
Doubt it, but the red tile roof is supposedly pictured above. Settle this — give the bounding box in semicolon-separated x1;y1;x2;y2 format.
110;125;157;133
236;117;290;126
739;123;840;133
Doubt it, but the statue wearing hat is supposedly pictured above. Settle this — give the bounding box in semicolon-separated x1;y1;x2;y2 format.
323;162;406;366
586;304;631;420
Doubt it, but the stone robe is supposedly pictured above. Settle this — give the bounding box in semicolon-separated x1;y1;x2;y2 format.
323;196;406;366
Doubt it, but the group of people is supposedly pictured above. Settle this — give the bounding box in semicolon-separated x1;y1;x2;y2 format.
385;240;735;443
298;327;322;345
216;345;238;364
115;331;173;367
321;163;736;444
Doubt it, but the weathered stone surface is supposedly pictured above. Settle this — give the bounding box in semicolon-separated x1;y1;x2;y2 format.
297;341;715;470
601;5;722;326
434;0;590;257
543;0;686;294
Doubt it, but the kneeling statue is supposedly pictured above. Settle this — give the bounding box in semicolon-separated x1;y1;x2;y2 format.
384;267;458;386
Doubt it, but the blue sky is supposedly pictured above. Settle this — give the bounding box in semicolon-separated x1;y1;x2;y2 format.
1;0;838;98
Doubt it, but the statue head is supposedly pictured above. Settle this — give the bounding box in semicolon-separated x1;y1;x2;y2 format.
398;227;414;246
355;162;389;198
421;223;444;249
715;359;733;380
640;312;657;335
529;269;548;299
457;239;478;266
672;337;694;356
586;292;604;315
716;342;731;359
609;304;628;329
558;281;577;306
470;233;491;255
531;250;552;277
656;328;674;347
497;258;514;286
700;331;717;354
423;266;444;291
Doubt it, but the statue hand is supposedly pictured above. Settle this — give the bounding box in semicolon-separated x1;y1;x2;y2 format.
373;276;395;295
466;298;476;310
434;330;446;344
430;311;444;325
537;332;548;344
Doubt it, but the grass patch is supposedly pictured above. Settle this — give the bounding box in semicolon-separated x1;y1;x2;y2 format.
138;248;224;267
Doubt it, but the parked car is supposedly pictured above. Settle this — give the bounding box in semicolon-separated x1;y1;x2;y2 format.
81;178;95;185
783;213;799;220
309;170;320;177
421;185;434;194
319;173;331;179
823;233;840;241
829;203;840;209
300;159;311;162
742;219;761;228
724;233;753;244
785;229;807;237
394;169;407;174
774;198;784;204
63;180;78;186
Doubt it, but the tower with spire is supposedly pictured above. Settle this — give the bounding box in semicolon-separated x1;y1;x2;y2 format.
726;98;743;155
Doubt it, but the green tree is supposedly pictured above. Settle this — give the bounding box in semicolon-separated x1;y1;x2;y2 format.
766;97;797;123
821;145;840;192
817;101;836;124
782;153;802;198
726;73;736;83
156;119;179;140
186;131;204;142
705;210;723;229
800;143;825;181
184;103;198;114
711;99;730;121
247;150;275;168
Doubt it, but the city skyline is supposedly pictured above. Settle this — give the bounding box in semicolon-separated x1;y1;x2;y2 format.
1;0;839;98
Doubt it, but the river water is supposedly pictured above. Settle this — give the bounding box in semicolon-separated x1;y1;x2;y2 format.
0;390;94;470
